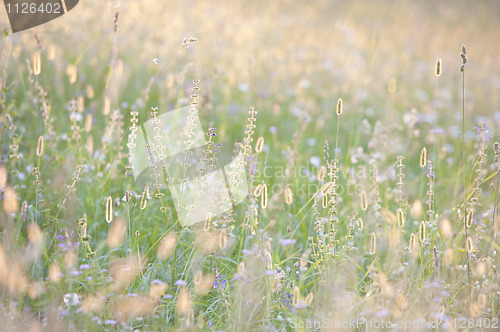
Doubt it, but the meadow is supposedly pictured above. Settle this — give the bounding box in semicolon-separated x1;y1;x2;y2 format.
0;0;499;330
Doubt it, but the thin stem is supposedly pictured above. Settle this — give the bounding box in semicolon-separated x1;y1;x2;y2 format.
433;77;438;220
335;114;340;161
462;69;472;302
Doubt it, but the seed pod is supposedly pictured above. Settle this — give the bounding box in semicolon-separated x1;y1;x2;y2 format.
255;136;264;153
317;165;326;182
435;59;441;76
419;221;426;242
140;186;149;210
397;208;405;227
336;98;343;115
420;147;427;168
369;232;377;254
360;190;368;211
33;52;41;75
284;186;293;205
105;196;113;223
36;135;44;157
261;183;268;209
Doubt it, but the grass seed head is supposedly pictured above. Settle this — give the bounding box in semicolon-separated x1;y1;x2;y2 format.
284;186;293;205
261;183;268;209
33;52;41;75
419;221;426;242
419;147;427;167
255;136;264;153
105;196;113;223
36;135;44;157
157;233;178;260
107;216;127;248
3;186;18;213
336;98;343;115
435;58;441;76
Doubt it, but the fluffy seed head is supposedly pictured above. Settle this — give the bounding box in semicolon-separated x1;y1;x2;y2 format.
439;217;452;238
3;186;18;213
48;263;62;283
108;216;127;248
443;248;453;265
157;233;178;260
27;222;43;245
84;114;93;132
176;287;193;316
0;166;6;189
193;271;213;295
149;281;168;300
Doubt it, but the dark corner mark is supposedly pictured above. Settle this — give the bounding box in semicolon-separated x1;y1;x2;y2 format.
3;0;79;33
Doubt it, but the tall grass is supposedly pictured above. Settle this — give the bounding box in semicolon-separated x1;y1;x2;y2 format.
0;0;499;330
